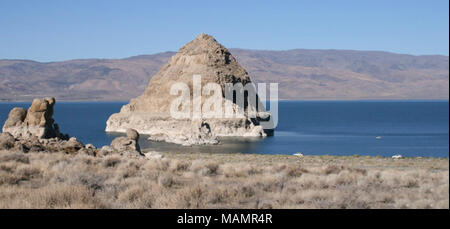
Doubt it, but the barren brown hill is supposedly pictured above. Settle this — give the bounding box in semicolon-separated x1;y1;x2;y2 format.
0;49;448;101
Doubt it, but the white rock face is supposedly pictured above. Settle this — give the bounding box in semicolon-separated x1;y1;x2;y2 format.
105;34;274;145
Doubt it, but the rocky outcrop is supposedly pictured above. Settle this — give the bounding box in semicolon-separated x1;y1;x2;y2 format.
1;133;85;154
1;98;82;154
2;97;68;140
1;128;145;158
1;99;150;158
106;34;274;145
1;126;145;158
109;128;143;157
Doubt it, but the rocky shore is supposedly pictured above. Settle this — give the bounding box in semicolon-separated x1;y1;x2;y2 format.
0;97;150;159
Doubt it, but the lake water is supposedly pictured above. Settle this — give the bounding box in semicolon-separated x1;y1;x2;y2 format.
0;101;448;157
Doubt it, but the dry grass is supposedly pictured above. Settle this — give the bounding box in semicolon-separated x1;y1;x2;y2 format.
0;150;448;209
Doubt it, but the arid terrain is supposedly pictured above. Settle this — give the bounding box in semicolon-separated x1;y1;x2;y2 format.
1;49;448;101
0;149;448;209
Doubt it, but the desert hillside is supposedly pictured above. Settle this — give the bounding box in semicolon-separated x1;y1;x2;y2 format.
0;49;448;101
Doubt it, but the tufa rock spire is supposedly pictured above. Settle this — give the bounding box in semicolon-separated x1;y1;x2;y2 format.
2;97;68;139
106;34;273;145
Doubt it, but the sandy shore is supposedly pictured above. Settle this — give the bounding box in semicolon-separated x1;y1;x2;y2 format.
0;149;448;209
160;151;449;170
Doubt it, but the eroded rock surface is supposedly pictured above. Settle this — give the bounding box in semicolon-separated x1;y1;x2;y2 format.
3;108;27;128
109;128;143;157
1;100;150;158
106;34;273;145
2;97;68;140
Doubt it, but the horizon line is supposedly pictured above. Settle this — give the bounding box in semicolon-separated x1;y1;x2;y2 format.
1;47;449;63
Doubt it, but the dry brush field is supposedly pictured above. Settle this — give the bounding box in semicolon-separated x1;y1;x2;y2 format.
0;150;448;209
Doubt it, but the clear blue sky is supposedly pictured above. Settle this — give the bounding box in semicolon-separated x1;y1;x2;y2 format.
1;0;448;61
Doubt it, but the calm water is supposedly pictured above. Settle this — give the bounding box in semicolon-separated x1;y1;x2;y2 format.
0;101;448;157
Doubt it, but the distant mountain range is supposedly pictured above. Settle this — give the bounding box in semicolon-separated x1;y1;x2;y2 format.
0;49;448;101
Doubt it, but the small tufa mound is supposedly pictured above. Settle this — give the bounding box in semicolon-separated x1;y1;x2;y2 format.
0;133;86;154
62;137;84;154
2;97;68;140
109;128;143;157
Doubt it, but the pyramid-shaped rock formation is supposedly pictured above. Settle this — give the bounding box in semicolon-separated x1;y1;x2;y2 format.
106;34;273;145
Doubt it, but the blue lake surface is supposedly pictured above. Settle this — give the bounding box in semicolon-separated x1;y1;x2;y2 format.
1;101;448;157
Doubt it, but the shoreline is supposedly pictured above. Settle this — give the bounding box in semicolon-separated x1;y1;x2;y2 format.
157;151;449;169
143;148;450;159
